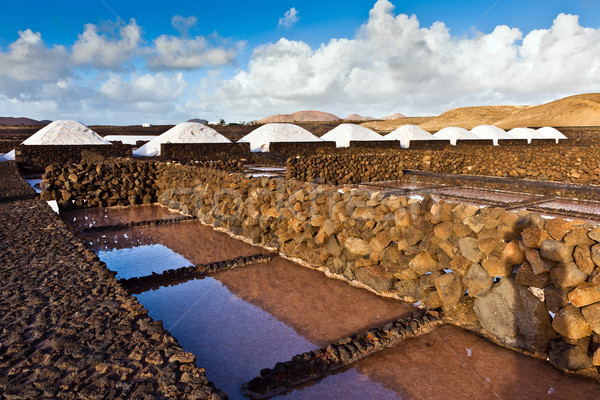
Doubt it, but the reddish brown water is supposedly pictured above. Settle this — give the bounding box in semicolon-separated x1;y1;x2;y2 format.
85;220;268;264
62;204;182;229
71;206;600;399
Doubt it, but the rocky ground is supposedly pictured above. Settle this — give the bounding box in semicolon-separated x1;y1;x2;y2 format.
0;161;226;399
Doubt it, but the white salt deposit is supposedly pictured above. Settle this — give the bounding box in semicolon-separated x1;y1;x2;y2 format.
239;123;320;152
536;127;567;143
103;135;159;145
470;125;512;145
507;127;537;142
22;120;110;145
386;125;434;148
433;127;474;145
133;122;230;157
320;124;384;147
0;153;5;162
3;149;15;160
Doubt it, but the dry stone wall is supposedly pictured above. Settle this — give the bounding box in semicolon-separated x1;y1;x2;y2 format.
40;160;241;209
15;144;132;170
153;163;600;377
42;161;600;378
288;146;600;186
161;142;251;162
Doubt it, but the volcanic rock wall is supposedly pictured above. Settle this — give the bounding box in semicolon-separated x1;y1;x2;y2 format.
40;160;242;208
269;141;336;156
42;161;600;377
161;142;251;162
15;144;132;170
288;146;600;185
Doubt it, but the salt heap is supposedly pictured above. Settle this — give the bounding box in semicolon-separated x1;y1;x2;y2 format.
133;122;230;157
536;127;567;143
320;124;384;147
433;127;473;145
22;120;110;145
507;127;537;142
239;123;320;152
470;125;512;145
3;149;15;160
386;125;434;148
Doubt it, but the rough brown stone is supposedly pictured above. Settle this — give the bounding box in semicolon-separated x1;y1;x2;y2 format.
540;240;573;264
344;237;370;256
458;237;483;263
573;245;595;275
569;285;600;308
501;240;525;265
545;218;570;241
581;303;600;334
408;252;440;275
524;248;553;275
550;262;587;290
545;285;569;313
462;263;493;298
473;277;554;353
450;254;471;275
521;226;547;249
435;273;464;309
515;263;550;288
564;228;595;246
433;221;453;241
552;304;592;339
354;265;394;292
481;256;512;277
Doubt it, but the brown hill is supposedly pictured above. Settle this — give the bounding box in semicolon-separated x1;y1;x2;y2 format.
0;117;49;126
345;114;375;121
381;113;407;120
493;93;600;129
258;110;341;123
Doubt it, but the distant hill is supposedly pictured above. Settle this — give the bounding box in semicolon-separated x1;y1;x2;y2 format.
493;93;600;129
0;117;50;126
345;114;375;121
381;113;407;120
258;110;341;123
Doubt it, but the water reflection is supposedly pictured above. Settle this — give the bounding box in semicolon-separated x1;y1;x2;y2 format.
98;244;191;279
136;278;316;399
62;204;182;229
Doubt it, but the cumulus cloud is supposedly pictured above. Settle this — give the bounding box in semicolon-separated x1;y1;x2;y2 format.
99;72;186;105
279;7;299;28
215;0;600;120
171;15;198;36
72;19;141;69
148;34;244;70
0;29;69;96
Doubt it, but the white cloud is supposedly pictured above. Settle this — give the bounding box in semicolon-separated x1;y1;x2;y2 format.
148;34;244;70
171;15;198;35
279;7;300;28
71;19;141;69
99;72;186;105
215;0;600;120
0;29;69;96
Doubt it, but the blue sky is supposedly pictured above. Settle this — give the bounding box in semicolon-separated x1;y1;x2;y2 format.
0;0;599;124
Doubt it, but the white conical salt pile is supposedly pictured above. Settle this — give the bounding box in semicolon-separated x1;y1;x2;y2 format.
3;149;15;160
507;127;537;143
386;125;434;148
0;153;5;162
320;124;384;147
238;123;320;152
536;127;567;143
470;125;512;145
133;122;231;157
22;120;110;145
433;127;474;145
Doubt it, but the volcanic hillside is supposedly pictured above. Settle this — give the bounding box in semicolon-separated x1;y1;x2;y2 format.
258;110;342;123
364;93;600;132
